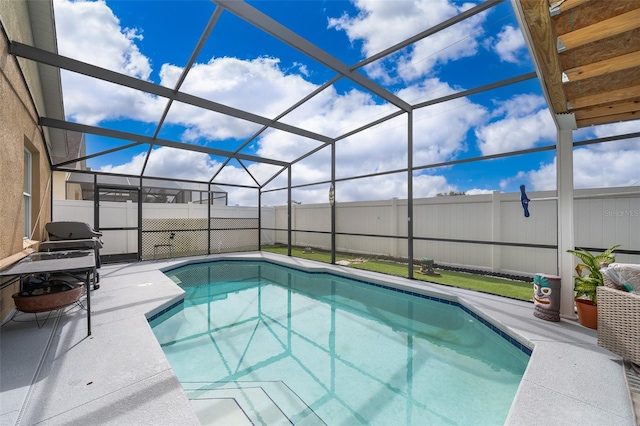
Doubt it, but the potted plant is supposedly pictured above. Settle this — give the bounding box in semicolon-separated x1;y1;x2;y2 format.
13;279;83;313
567;244;619;329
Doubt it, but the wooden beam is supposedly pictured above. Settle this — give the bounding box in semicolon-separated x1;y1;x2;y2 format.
569;84;640;109
549;0;592;16
575;99;640;120
577;111;640;127
557;8;640;52
521;0;568;113
563;51;640;83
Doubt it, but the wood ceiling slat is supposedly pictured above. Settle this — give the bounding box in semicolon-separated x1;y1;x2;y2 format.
575;99;640;120
560;27;640;72
549;0;592;16
569;84;640;110
564;67;640;100
557;8;640;52
554;1;640;35
563;51;640;82
577;111;640;127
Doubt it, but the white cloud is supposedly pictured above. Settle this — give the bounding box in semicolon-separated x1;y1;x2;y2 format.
507;144;640;192
475;94;555;155
100;147;220;182
256;81;487;202
394;14;486;82
492;25;527;64
499;171;528;191
55;0;321;134
506;118;640;191
328;0;488;83
99;151;145;176
54;0;162;125
54;0;484;159
329;0;436;56
163;57;319;120
60;71;165;125
574;148;640;188
98;148;293;206
413;174;459;197
591;121;640;139
406;81;488;156
491;93;546;118
576;121;640;152
278;86;399;138
255;77;487;175
163;101;263;142
54;0;151;78
517;163;556;191
465;188;494;195
259;131;328;165
262;171;466;204
515;121;640;192
62;0;636;206
261;79;487;181
292;62;310;77
330;173;457;202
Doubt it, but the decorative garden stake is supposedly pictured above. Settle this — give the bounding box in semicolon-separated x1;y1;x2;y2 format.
417;258;440;276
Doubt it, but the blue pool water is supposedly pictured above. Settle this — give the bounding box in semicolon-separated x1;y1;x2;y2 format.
151;261;530;425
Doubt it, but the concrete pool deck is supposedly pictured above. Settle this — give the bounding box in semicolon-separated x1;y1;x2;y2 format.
0;252;635;425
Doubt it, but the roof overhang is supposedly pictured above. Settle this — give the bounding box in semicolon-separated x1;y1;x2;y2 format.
512;0;640;129
26;0;66;157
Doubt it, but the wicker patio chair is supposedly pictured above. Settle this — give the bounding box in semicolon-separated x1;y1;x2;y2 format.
597;268;640;365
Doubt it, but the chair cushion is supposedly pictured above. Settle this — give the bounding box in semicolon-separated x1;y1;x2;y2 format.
602;263;640;292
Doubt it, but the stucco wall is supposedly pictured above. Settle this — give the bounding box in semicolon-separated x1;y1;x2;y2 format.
0;7;52;322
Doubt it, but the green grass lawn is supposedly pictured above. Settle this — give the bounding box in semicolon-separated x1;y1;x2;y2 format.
262;245;534;301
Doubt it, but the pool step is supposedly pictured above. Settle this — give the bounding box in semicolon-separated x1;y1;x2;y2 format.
183;381;325;426
189;397;253;426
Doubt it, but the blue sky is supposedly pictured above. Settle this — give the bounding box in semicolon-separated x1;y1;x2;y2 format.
52;0;640;206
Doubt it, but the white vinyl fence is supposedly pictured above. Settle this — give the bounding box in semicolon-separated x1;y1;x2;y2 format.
53;201;268;260
274;187;640;276
53;186;640;276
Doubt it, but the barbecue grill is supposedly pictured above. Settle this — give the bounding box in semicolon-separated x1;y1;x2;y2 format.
42;221;103;287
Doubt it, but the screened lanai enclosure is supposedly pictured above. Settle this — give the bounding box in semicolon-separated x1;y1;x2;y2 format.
15;0;640;316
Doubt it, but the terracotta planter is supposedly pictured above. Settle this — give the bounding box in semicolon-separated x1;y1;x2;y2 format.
575;298;598;329
13;281;83;313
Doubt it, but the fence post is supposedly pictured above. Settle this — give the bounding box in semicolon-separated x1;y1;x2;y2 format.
491;191;501;272
126;200;134;253
391;198;398;258
292;203;297;247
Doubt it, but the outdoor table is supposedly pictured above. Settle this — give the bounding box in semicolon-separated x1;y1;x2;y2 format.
0;250;96;336
40;239;102;284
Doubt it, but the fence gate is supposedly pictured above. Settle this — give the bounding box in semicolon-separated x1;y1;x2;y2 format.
95;185;141;263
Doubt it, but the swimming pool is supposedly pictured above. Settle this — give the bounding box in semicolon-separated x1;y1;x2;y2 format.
151;260;530;425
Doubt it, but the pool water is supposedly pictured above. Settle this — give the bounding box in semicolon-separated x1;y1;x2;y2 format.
151;261;530;425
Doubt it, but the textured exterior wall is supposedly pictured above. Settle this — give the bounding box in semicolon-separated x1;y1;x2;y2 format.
0;5;52;322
